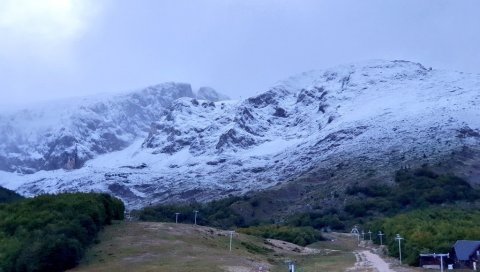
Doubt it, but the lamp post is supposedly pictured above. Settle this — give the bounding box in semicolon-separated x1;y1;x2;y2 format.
395;234;404;264
378;231;384;245
194;210;199;225
175;212;180;224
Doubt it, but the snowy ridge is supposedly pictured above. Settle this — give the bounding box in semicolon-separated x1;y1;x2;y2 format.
1;60;480;208
0;83;223;173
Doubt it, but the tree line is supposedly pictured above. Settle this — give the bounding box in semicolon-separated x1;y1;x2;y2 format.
0;192;124;272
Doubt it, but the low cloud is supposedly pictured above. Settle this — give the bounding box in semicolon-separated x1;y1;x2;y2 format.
0;0;103;61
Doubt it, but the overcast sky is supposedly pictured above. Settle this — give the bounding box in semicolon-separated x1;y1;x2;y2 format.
1;0;479;108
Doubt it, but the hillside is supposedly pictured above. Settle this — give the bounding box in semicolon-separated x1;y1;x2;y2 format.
1;60;479;209
0;186;23;203
0;83;227;174
71;221;358;272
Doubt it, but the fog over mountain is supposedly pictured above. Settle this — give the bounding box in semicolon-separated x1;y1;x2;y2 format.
1;1;480;107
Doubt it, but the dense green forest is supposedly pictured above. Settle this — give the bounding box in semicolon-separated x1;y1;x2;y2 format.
367;208;480;265
0;193;124;272
0;187;23;204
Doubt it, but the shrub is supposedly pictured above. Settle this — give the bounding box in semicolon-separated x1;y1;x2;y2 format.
240;241;273;254
238;225;324;246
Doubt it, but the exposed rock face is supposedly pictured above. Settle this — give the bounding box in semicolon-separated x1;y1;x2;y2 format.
2;60;480;209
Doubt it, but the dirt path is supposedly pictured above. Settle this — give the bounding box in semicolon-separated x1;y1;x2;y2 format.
348;250;396;272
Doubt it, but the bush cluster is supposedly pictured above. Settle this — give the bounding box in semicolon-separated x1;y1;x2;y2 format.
238;225;324;246
344;166;479;217
0;193;124;272
287;210;346;231
284;166;480;231
240;241;273;254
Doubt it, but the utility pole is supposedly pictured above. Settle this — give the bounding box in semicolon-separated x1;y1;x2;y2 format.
378;231;384;245
285;260;295;272
194;210;199;225
368;230;372;241
395;234;404;264
229;231;234;251
175;212;180;224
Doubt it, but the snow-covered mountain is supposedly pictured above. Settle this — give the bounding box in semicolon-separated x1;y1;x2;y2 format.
1;60;479;208
0;84;228;174
0;82;196;173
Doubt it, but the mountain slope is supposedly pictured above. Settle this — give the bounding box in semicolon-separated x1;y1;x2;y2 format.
1;60;479;208
71;222;356;272
0;83;196;173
